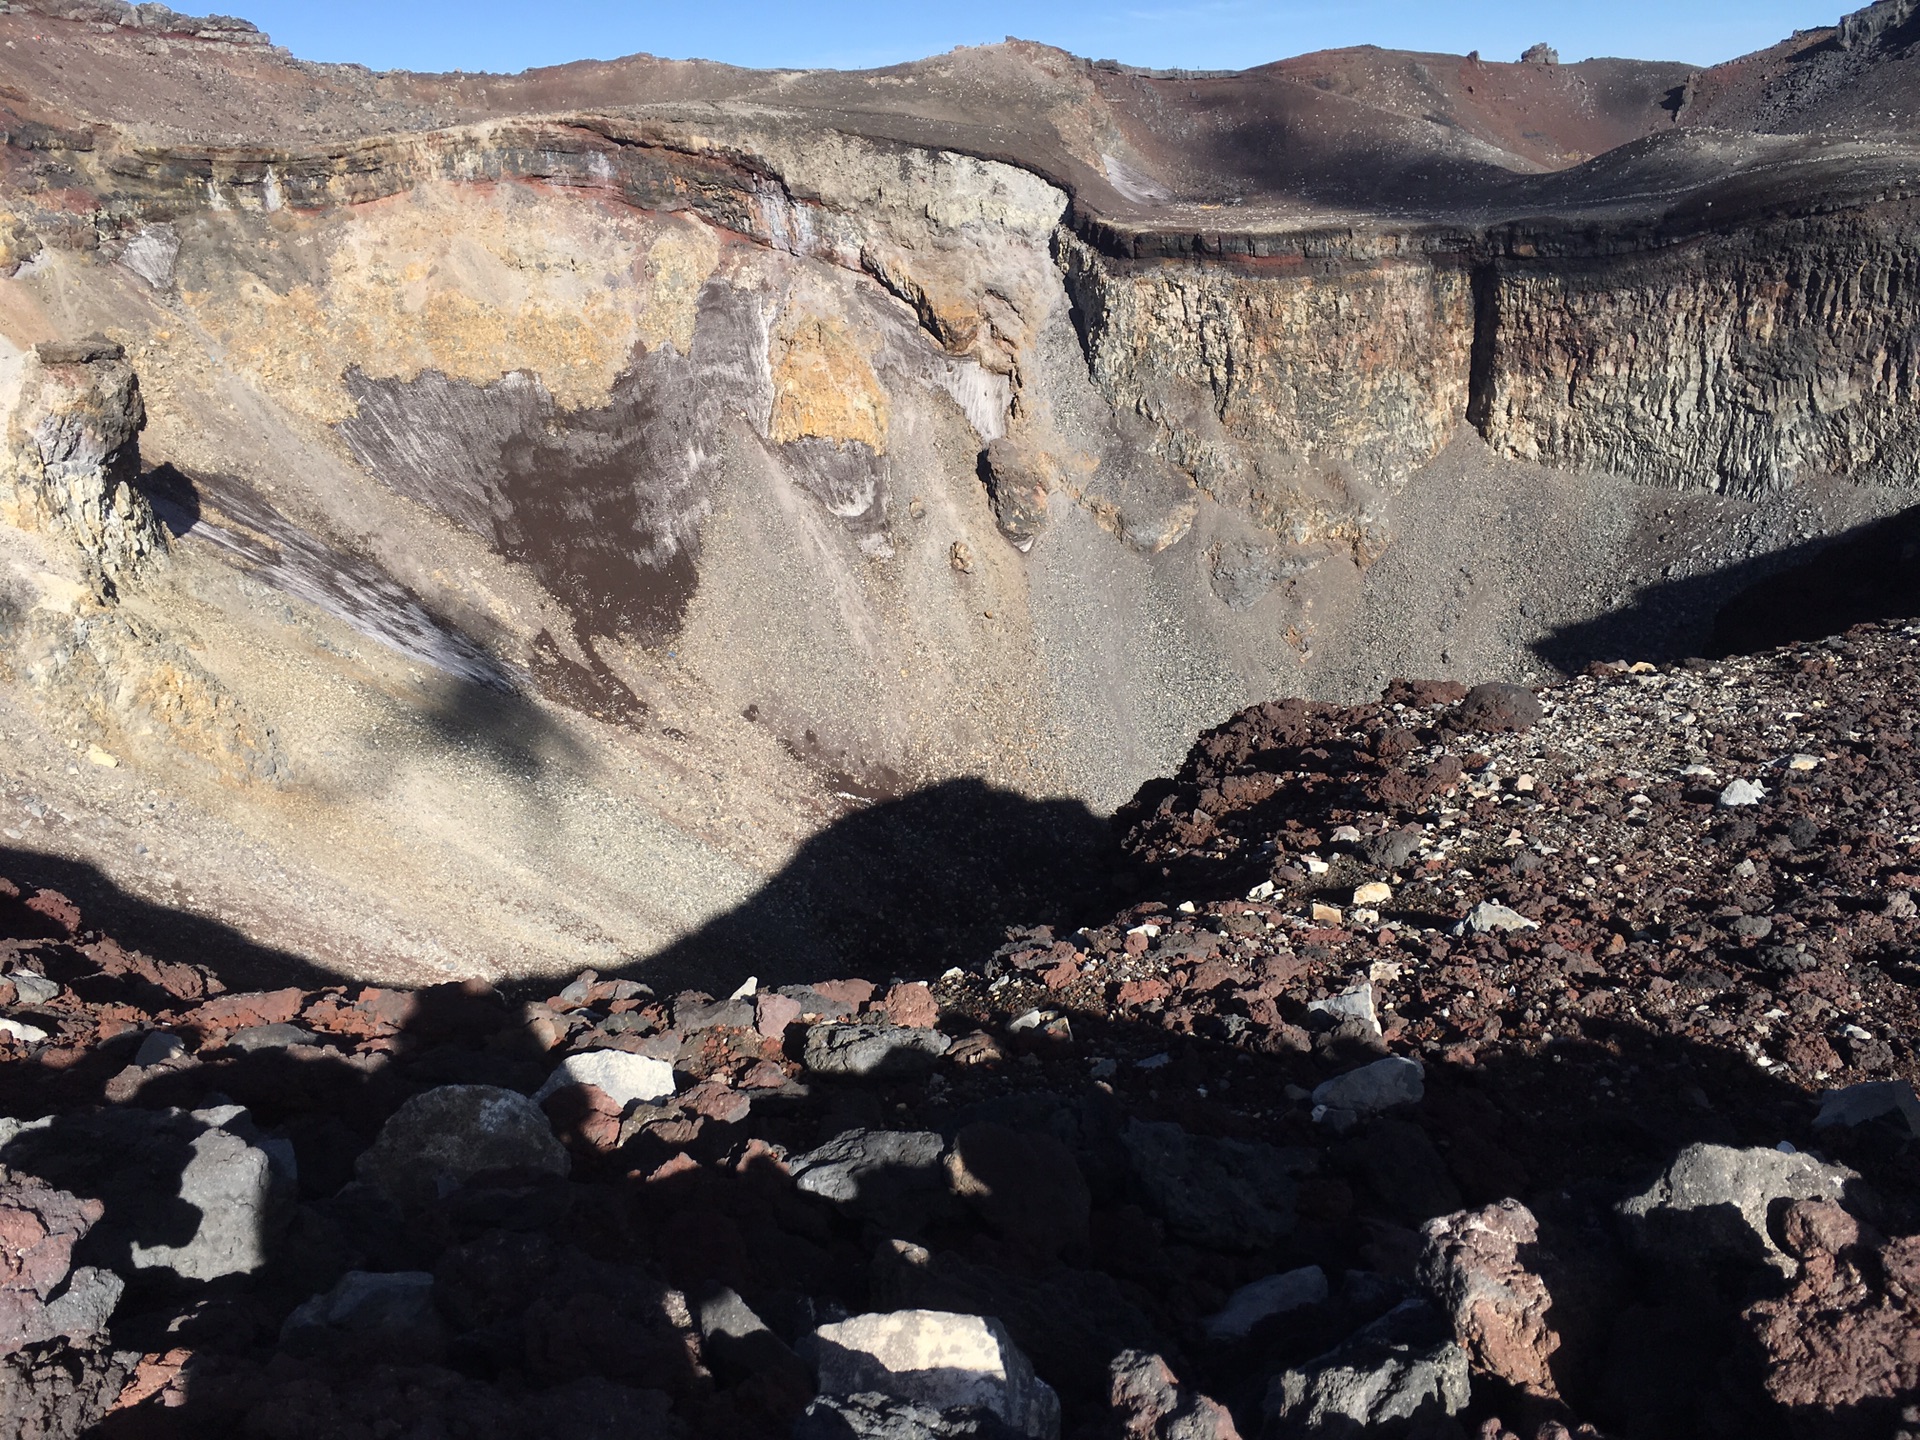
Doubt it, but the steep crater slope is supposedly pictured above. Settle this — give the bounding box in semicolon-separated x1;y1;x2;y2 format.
0;0;1918;981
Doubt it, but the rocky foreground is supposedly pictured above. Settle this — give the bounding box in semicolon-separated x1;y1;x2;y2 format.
4;624;1920;1439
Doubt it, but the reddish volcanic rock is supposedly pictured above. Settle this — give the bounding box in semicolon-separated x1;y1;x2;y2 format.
1746;1200;1920;1439
1420;1200;1562;1397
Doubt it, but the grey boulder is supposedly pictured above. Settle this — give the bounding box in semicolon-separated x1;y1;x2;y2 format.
804;1023;952;1078
356;1084;569;1210
1120;1119;1311;1250
1265;1299;1469;1437
1616;1142;1855;1273
280;1270;448;1365
791;1129;952;1229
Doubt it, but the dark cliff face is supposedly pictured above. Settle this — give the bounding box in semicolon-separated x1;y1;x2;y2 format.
1;1;1919;978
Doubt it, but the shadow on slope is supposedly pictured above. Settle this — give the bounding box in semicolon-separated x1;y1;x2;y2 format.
1534;500;1920;671
634;777;1123;995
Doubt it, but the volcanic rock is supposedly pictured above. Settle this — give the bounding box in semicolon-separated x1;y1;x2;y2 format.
1418;1200;1560;1396
355;1085;570;1210
1265;1299;1470;1436
804;1022;953;1078
804;1309;1061;1440
1120;1119;1310;1249
1108;1350;1242;1440
1617;1143;1857;1274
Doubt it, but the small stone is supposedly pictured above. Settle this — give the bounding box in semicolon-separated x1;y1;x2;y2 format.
1730;915;1774;941
0;1018;48;1045
1203;1266;1329;1342
1311;1056;1424;1119
880;982;940;1029
1307;984;1380;1036
534;1049;676;1108
1786;753;1820;770
679;1079;750;1124
803;1022;951;1078
1330;826;1362;845
1719;778;1767;807
131;1031;186;1068
755;990;804;1039
804;1309;1060;1439
1453;902;1537;936
223;1022;318;1052
1352;882;1393;906
1309;903;1343;926
1452;683;1543;734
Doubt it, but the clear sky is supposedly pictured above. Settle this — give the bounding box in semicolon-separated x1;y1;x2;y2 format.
232;1;1837;76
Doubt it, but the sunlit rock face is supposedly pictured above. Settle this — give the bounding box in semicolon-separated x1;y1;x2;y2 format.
1;0;1919;980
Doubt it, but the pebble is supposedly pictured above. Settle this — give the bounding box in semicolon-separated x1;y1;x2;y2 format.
1718;778;1767;807
1453;901;1537;936
0;1017;49;1044
1351;882;1392;906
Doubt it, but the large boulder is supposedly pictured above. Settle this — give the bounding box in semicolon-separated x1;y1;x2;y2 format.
1617;1143;1855;1274
1265;1299;1469;1437
804;1310;1060;1440
0;1105;293;1283
1418;1200;1559;1396
1120;1120;1311;1249
356;1085;570;1210
0;1171;121;1356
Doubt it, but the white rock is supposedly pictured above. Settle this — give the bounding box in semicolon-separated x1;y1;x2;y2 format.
1718;778;1766;807
729;976;758;1000
534;1049;676;1107
805;1309;1060;1439
0;1017;49;1044
1307;984;1379;1036
1453;902;1537;936
1787;754;1821;771
1352;882;1393;906
1330;826;1362;844
1205;1266;1329;1341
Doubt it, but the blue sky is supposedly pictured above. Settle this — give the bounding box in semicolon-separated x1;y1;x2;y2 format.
236;1;1835;75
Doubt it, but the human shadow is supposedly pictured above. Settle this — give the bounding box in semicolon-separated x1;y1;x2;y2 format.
635;777;1123;995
